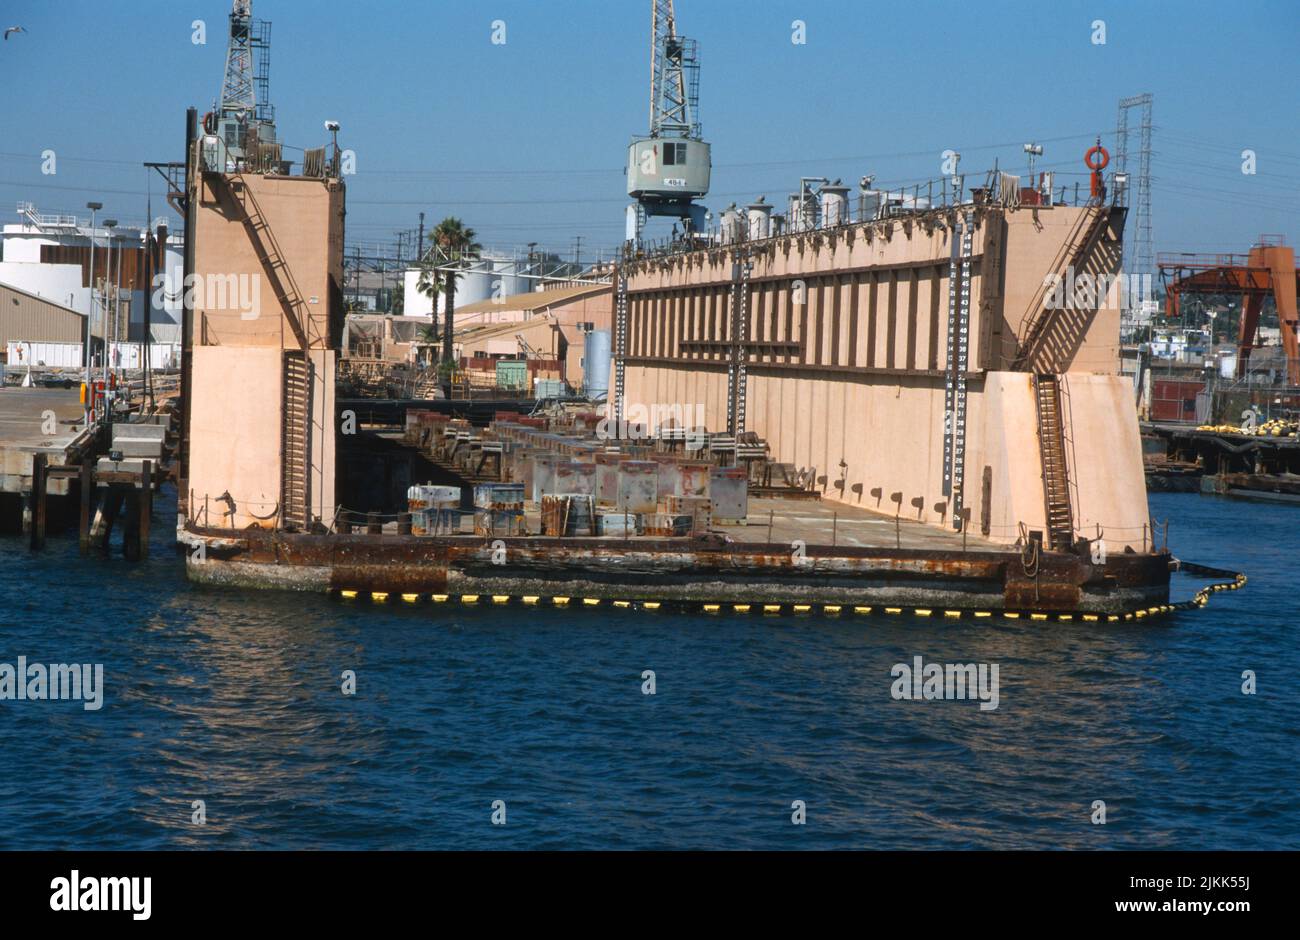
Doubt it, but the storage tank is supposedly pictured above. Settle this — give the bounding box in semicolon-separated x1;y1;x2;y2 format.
820;180;851;227
584;329;612;400
451;251;526;308
788;191;818;231
720;204;742;243
491;254;528;300
858;188;883;221
746;197;773;240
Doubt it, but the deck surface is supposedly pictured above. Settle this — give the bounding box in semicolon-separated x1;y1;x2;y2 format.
730;497;998;551
0;388;89;491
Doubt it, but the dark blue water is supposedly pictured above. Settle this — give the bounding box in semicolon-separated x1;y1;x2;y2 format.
0;488;1295;849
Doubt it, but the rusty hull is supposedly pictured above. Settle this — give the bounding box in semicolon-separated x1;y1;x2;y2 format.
184;524;1171;613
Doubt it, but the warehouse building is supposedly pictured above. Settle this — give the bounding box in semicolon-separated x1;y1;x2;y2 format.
0;281;88;369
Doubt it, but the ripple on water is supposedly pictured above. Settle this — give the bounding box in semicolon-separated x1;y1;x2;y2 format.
0;489;1296;848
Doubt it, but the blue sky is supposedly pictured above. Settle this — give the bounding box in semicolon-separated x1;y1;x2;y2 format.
0;0;1296;262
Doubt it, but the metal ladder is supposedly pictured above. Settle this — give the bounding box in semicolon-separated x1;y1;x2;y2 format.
942;210;975;527
1034;374;1074;551
613;267;628;427
280;351;311;529
726;245;752;435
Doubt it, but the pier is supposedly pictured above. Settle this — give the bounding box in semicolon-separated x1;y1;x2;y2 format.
0;385;177;557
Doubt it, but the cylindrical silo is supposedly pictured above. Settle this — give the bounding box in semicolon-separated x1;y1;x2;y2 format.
584;329;612;400
789;190;817;231
491;255;527;300
720;203;742;243
821;181;851;227
450;255;495;307
746;197;773;240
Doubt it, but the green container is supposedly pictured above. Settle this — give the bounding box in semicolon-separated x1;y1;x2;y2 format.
495;359;528;390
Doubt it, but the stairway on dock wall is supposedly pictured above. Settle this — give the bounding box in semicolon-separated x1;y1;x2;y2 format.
280;351;311;529
1034;374;1075;552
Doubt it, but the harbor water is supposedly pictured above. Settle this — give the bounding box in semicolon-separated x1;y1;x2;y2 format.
0;489;1294;849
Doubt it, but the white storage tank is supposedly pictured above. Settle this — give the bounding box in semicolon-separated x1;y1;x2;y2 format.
719;204;742;243
820;181;851;227
746;197;773;240
584;329;611;400
788;191;818;231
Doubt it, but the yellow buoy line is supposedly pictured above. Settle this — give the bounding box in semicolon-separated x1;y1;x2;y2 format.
1197;419;1297;438
332;565;1245;622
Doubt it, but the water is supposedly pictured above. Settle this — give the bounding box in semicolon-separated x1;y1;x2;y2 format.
0;488;1295;849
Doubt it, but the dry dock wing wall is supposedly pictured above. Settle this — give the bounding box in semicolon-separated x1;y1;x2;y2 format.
185;163;345;531
189;346;338;528
621;203;1150;550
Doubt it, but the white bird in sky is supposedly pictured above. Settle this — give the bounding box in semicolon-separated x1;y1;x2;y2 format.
4;26;28;41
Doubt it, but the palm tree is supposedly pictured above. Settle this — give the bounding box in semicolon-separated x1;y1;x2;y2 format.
431;217;482;367
415;262;442;338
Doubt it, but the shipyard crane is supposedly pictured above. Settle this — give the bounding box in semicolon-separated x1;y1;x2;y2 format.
203;0;276;165
1159;238;1300;385
625;0;711;245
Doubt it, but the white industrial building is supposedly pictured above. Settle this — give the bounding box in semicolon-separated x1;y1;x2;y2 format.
0;202;185;344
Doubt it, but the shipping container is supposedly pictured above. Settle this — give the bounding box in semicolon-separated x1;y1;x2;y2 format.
1151;378;1204;423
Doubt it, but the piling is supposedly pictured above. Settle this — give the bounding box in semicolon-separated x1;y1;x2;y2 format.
79;463;92;554
29;454;47;551
138;460;152;560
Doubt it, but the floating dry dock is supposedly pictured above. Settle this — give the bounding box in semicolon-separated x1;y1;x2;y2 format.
176;130;1226;618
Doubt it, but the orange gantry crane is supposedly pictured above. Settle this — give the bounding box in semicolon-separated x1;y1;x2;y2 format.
1158;236;1300;385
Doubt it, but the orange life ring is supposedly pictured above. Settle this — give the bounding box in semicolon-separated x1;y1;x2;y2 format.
202;111;216;135
1085;145;1109;171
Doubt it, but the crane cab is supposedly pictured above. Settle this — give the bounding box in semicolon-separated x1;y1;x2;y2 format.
627;137;711;204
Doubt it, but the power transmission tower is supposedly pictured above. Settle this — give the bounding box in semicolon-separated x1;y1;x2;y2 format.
1116;93;1153;300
